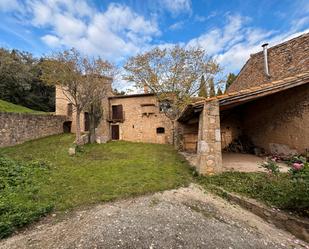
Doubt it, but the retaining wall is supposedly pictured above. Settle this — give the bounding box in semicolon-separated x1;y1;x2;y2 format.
0;112;67;147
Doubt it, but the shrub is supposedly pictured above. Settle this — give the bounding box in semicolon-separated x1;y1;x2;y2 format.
259;159;280;176
199;172;309;217
0;155;53;238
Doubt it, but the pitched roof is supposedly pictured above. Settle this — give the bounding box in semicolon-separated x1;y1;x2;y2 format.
178;71;309;122
228;32;309;93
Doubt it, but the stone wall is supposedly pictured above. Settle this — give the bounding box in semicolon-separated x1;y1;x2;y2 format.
242;84;309;155
228;33;309;92
109;95;173;144
0;113;67;147
220;111;242;149
55;86;85;133
221;83;309;155
197;100;222;175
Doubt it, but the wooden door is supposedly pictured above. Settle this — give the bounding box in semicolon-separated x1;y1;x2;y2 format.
84;112;89;131
111;125;119;140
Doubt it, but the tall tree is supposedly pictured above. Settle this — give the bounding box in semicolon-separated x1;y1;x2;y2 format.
217;87;223;96
198;75;208;98
83;60;114;143
124;45;221;144
41;48;114;144
0;48;54;111
226;73;237;89
209;77;216;97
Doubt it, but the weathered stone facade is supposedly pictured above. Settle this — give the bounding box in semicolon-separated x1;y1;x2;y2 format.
55;77;113;135
237;84;308;154
228;33;309;92
108;94;173;144
56;85;173;144
55;86;86;133
0;113;66;147
179;33;309;175
197;100;222;174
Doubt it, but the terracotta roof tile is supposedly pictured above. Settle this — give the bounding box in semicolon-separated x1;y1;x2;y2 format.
260;83;273;88
270;80;284;85
227;91;238;96
216;94;228;99
239;89;252;94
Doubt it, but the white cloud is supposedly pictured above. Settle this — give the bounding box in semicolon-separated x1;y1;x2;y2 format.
0;0;20;12
169;21;184;31
161;0;192;15
41;34;60;47
18;1;160;62
187;14;309;74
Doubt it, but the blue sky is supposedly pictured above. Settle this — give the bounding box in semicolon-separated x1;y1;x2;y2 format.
0;0;309;90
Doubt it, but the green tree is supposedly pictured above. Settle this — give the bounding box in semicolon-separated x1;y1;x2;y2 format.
198;75;208;98
0;48;54;112
209;77;216;97
217;87;223;96
226;73;237;89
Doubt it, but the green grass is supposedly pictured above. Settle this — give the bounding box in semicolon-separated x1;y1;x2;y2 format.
0;134;193;238
0;99;45;114
198;172;309;217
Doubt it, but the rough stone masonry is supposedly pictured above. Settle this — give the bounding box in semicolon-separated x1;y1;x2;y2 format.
0;113;67;147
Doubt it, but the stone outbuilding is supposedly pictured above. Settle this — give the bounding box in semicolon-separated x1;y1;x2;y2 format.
178;33;309;175
56;84;173;144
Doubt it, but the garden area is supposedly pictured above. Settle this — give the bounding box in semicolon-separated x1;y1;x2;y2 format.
1;133;308;240
0;134;193;238
199;156;309;218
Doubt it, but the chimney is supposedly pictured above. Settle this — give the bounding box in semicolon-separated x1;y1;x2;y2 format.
262;43;271;78
144;84;149;94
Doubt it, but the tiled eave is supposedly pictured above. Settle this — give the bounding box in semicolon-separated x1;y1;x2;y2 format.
178;71;309;122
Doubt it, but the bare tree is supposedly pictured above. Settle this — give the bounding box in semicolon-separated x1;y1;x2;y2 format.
41;48;114;144
82;59;114;143
123;45;221;143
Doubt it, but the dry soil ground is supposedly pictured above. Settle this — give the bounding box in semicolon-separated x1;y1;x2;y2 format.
1;184;308;249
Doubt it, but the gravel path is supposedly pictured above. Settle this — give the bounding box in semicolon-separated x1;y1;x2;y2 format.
1;184;308;249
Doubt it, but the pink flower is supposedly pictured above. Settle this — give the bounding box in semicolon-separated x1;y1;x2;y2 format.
293;163;304;170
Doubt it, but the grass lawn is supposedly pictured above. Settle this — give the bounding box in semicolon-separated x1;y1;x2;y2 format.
198;172;309;217
0;99;46;114
0;134;193;238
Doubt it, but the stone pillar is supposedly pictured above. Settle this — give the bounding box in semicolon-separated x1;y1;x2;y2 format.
196;100;222;175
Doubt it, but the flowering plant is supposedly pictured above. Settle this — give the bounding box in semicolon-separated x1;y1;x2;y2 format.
288;155;309;181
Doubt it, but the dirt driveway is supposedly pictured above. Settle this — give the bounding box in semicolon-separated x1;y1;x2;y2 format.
1;184;307;249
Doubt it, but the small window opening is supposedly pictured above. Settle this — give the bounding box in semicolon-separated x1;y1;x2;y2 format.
156;127;165;134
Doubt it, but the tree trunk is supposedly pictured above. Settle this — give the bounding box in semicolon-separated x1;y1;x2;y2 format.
89;104;96;144
75;109;82;145
172;120;177;146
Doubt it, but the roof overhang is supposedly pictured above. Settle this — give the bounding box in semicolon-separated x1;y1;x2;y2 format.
177;71;309;122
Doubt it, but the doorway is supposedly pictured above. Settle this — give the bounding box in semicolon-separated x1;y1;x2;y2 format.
111;125;119;140
84;112;89;131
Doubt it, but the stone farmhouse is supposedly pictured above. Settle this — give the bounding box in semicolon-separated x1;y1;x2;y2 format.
55;33;309;175
178;32;309;174
56;86;173;145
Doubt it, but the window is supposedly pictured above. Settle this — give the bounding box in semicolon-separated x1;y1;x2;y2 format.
84;112;89;131
156;127;165;134
67;103;73;117
112;105;123;120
